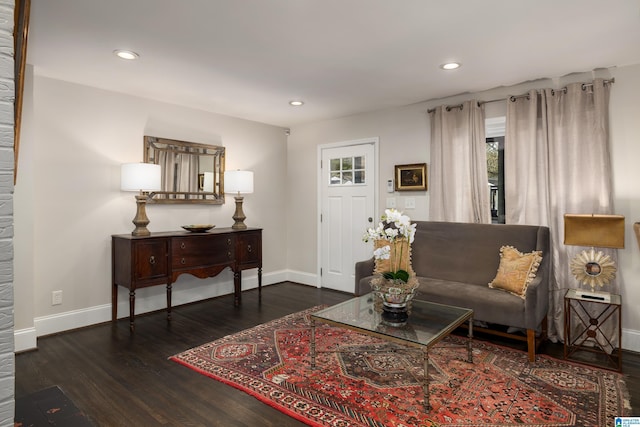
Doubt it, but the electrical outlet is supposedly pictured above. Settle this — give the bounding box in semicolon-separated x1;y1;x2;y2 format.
52;290;63;306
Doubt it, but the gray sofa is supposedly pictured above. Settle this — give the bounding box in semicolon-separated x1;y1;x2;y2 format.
355;220;550;362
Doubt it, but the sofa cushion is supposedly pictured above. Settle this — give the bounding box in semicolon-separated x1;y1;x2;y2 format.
416;277;527;328
488;246;543;299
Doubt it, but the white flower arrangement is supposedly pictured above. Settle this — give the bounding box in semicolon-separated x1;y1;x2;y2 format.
363;209;417;283
363;208;416;244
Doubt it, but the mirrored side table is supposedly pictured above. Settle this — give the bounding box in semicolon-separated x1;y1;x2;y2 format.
563;288;622;371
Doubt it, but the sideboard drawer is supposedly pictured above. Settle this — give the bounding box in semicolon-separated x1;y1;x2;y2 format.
171;235;236;268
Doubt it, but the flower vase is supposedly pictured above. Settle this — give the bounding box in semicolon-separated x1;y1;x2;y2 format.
370;276;419;326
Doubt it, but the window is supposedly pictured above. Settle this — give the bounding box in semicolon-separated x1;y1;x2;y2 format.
486;136;505;223
329;156;366;185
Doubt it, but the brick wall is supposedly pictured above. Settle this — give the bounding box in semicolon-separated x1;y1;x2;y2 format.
0;0;15;425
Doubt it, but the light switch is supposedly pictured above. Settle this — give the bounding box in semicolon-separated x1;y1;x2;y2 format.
386;197;396;208
405;197;415;209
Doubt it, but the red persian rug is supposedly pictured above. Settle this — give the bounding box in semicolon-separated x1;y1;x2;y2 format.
170;307;630;426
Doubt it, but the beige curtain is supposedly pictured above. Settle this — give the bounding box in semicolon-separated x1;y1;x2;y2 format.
505;90;551;226
429;100;491;223
176;152;199;195
159;150;177;198
505;79;616;344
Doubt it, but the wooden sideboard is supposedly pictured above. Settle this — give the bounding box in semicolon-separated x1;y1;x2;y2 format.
112;227;262;329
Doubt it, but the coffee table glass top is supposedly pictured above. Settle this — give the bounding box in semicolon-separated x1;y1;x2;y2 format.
312;294;473;349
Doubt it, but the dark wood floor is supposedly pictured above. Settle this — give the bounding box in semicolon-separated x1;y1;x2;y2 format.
15;282;639;426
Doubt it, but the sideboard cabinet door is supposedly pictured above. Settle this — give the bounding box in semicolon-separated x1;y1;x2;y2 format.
134;239;170;283
238;230;262;269
113;236;169;289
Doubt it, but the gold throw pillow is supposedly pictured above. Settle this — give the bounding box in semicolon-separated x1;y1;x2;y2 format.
488;246;542;299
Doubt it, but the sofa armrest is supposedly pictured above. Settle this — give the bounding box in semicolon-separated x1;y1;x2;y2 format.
524;271;549;330
523;225;551;329
354;257;375;296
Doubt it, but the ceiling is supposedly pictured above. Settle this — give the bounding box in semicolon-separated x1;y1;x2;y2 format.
27;0;640;128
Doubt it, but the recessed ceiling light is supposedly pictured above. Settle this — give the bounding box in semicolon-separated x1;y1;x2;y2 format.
440;62;461;70
114;50;139;60
289;100;304;106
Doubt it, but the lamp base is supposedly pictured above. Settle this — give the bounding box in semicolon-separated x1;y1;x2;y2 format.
231;195;247;230
132;194;151;237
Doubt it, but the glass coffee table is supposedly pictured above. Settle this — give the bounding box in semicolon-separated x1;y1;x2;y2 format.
310;294;474;411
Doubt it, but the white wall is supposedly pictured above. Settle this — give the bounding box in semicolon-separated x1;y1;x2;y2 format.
13;75;288;350
609;63;640;351
288;65;640;352
13;64;33;349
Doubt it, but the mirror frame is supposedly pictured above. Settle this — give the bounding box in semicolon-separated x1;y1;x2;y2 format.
143;135;225;204
569;248;616;291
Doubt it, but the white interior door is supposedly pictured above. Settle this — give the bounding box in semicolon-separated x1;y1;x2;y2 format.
319;140;376;293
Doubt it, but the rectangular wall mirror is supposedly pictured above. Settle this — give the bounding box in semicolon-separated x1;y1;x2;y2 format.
144;135;225;204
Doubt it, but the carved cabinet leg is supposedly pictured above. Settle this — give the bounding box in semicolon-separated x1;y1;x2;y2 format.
129;290;136;331
234;271;241;306
167;283;172;321
112;283;118;322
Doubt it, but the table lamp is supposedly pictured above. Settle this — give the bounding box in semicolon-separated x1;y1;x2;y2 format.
224;170;254;229
121;163;162;236
564;214;625;301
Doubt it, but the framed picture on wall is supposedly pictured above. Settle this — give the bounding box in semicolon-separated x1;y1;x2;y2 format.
394;163;427;191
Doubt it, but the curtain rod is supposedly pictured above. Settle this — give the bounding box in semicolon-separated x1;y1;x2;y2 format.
427;78;615;113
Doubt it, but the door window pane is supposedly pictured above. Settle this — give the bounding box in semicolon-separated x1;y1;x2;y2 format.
329;156;366;186
330;172;341;184
341;157;352;170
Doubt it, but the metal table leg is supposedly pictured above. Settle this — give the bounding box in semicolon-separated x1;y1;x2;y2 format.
467;317;474;363
310;318;317;369
423;347;431;411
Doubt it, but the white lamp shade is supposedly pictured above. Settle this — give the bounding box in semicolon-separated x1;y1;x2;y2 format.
224;170;254;194
202;172;214;192
121;163;162;192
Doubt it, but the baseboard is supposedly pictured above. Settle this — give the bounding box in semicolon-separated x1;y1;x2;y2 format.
14;327;37;353
623;328;640;353
286;270;319;287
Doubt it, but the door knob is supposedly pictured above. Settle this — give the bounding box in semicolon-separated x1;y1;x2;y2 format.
368;217;373;223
